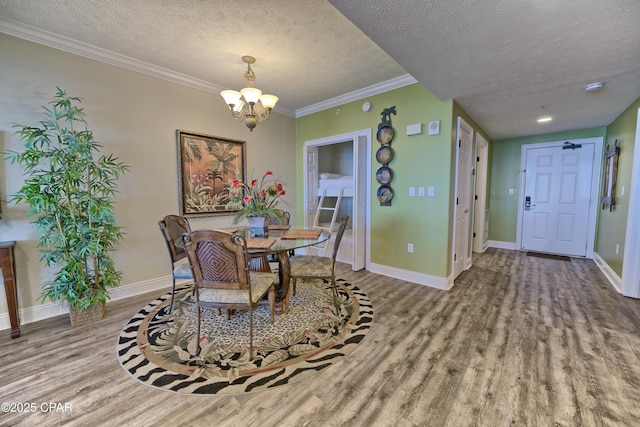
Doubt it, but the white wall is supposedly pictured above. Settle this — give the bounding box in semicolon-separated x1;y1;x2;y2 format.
0;34;296;326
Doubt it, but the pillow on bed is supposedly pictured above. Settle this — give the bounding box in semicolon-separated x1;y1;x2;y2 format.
319;173;342;179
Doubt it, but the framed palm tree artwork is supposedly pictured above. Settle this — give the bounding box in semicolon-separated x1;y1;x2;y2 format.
176;130;246;217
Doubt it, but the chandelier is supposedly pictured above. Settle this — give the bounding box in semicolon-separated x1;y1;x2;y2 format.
220;56;279;132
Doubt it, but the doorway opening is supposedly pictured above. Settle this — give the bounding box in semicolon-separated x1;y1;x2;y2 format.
303;129;371;271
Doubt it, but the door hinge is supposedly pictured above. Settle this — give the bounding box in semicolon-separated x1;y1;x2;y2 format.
456;197;459;205
458;139;461;148
477;156;480;162
475;195;478;200
454;253;457;261
473;232;476;238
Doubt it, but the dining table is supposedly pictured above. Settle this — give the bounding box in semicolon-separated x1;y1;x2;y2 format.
241;226;331;314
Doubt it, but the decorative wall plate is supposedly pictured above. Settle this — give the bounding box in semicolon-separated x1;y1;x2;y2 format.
376;145;394;165
376;125;394;145
376;166;393;185
377;185;393;205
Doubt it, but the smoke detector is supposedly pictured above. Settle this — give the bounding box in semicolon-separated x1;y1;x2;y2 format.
584;82;605;92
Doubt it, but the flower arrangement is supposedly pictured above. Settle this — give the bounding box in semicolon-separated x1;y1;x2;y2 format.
228;170;286;224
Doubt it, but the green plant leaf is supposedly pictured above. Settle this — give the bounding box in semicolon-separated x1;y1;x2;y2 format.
8;88;130;311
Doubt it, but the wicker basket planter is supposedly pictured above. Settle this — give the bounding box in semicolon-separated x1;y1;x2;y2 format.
69;302;105;326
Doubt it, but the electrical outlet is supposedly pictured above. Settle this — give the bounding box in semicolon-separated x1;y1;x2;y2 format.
408;243;414;253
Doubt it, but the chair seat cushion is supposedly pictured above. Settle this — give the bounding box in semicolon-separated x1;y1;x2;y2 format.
199;271;275;304
173;259;192;278
290;255;333;277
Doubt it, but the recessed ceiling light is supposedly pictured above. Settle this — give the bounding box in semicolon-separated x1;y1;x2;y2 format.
585;82;605;92
537;116;553;123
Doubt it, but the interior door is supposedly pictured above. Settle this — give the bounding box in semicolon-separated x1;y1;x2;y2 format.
473;133;489;253
453;118;473;278
521;143;595;256
304;145;319;227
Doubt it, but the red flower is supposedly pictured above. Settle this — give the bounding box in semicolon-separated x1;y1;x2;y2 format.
227;170;287;224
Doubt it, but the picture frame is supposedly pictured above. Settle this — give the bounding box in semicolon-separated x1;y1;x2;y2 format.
176;130;246;217
602;139;619;212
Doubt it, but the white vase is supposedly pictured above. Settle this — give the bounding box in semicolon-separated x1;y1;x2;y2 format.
246;216;268;237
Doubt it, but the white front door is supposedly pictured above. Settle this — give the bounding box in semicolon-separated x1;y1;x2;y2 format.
520;142;595;256
453;118;473;279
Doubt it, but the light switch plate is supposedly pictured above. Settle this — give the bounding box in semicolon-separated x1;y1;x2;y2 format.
409;187;416;197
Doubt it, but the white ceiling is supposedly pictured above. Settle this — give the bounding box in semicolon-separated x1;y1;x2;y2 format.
1;0;639;140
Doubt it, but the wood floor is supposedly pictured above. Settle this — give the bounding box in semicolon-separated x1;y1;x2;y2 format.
3;248;640;426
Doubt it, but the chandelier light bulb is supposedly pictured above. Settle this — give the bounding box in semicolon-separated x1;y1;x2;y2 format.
220;56;278;131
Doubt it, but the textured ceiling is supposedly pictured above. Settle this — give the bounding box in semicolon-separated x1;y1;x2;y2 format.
1;0;639;140
329;0;640;139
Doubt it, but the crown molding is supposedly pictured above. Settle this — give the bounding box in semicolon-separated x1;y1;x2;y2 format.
295;74;418;118
0;18;298;117
0;18;223;93
1;18;411;119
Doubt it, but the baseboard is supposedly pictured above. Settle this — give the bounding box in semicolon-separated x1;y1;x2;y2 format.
0;275;177;331
488;240;517;250
368;262;452;290
593;252;622;293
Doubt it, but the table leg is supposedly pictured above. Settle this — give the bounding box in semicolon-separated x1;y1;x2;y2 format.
0;244;20;338
277;251;291;314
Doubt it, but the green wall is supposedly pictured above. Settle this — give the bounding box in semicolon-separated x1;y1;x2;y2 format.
596;97;640;276
489;127;607;244
296;84;454;278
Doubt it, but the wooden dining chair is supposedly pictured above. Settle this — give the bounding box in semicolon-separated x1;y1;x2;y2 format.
158;214;193;313
267;209;293;262
287;215;350;310
267;209;290;226
183;229;276;358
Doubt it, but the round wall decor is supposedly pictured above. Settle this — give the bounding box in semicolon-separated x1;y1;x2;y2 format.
376;166;393;185
377;185;393;205
376;145;393;165
376;125;394;145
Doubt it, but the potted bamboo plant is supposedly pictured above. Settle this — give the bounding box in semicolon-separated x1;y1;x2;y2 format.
6;88;129;325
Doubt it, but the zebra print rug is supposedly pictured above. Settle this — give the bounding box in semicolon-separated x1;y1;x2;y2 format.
116;279;372;394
